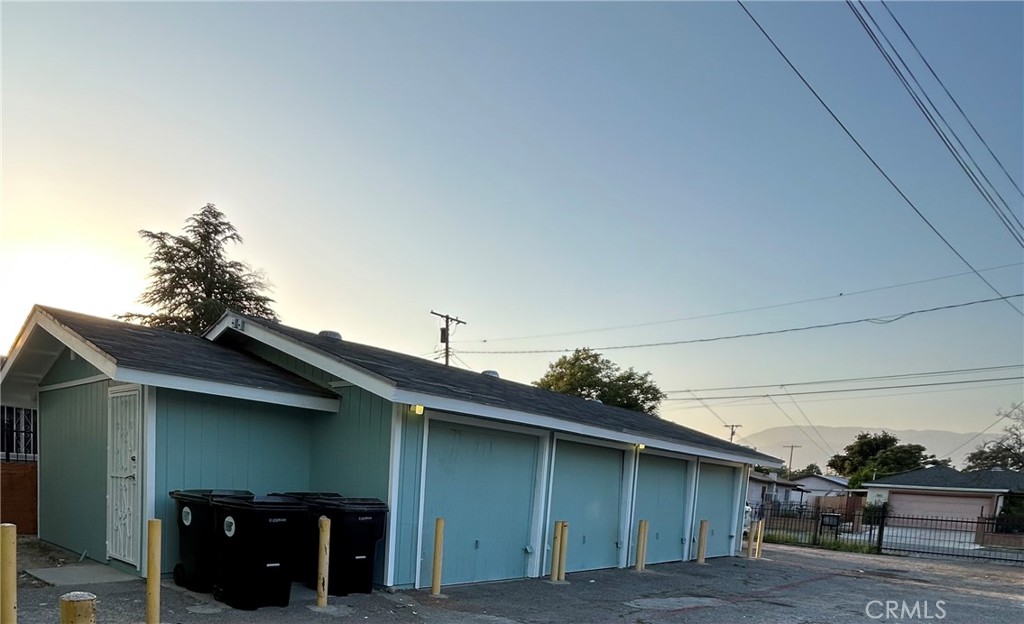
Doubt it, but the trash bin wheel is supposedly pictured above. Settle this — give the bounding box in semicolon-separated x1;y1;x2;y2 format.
213;583;224;602
173;563;187;588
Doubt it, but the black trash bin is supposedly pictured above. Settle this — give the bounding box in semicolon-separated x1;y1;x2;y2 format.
211;495;306;610
269;492;343;583
168;489;253;592
310;497;389;596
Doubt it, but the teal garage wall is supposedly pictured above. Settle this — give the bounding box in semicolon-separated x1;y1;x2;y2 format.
38;379;113;562
420;421;538;586
693;462;739;558
632;454;689;564
549;441;624;573
155;388;318;574
309;386;391;499
391;408;423;588
40;348;102;385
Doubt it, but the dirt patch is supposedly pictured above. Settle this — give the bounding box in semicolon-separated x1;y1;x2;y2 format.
16;535;83;588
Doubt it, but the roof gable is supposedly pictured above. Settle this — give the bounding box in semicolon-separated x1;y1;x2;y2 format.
866;466;1024;492
209;313;781;465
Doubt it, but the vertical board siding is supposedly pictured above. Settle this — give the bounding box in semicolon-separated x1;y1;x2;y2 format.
632;454;689;564
245;342;339;387
392;409;424;587
693;463;739;558
308;386;391;499
38;380;111;561
40;348;102;385
154;389;317;574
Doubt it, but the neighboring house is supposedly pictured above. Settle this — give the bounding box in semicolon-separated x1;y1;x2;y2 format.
864;466;1024;521
747;471;806;506
792;474;849;498
0;305;781;589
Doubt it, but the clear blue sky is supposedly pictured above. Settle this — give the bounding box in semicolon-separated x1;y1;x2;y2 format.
3;1;1022;464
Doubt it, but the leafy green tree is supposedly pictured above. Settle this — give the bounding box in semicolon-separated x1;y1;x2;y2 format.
828;431;949;488
121;203;277;334
964;405;1024;471
534;348;666;414
790;463;823;479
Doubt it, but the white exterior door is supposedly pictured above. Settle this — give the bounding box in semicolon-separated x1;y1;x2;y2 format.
107;387;141;565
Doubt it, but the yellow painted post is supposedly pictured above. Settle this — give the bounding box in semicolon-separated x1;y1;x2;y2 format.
696;519;709;564
317;516;331;608
549;521;563;581
745;522;756;559
556;522;569;582
754;519;765;559
1;523;16;624
146;519;161;624
430;518;444;596
635;520;649;572
59;592;96;624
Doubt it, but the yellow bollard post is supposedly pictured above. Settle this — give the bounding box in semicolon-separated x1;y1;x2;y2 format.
755;519;765;559
635;520;649;572
146;519;161;624
745;522;756;559
556;522;569;582
549;521;563;582
317;516;331;608
696;519;709;564
430;518;444;596
1;523;16;624
59;592;96;624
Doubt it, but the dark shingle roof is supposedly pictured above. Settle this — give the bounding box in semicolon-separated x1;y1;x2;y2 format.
39;306;334;399
240;317;779;464
866;466;1024;492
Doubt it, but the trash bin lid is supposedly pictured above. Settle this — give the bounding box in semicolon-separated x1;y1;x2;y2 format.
268;491;343;501
170;489;254;503
311;497;389;513
211;495;307;511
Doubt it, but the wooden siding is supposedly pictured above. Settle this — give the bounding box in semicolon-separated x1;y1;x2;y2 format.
154;388;318;574
40;348;102;385
245;342;339;388
38;380;112;561
309;386;391;499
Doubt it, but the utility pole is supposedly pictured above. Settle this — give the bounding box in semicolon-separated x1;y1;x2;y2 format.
430;310;466;367
724;424;742;443
782;445;801;480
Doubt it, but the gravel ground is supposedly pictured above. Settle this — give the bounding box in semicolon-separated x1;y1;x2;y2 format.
11;540;1023;623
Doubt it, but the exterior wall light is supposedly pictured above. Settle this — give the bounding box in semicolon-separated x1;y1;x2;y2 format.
412;404;425;415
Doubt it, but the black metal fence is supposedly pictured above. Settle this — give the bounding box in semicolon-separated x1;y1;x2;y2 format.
1;405;37;461
751;502;1024;565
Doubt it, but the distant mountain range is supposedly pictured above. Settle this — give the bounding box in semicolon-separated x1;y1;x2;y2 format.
741;425;1002;471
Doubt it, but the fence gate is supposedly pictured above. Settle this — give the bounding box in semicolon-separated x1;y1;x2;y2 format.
107;387;141;566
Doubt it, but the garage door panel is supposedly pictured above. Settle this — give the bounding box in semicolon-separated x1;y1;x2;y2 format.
422;423;538;586
549;441;623;573
888;493;992;520
693;463;737;559
633;454;688;564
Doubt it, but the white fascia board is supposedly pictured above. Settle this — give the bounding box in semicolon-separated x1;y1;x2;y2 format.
207;314;397;398
865;484;1008;494
114;368;339;412
2;311;117;384
392;389;773;466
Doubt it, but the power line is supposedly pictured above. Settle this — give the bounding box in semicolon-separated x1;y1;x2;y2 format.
664;364;1023;394
848;0;1024;247
767;396;831;457
665;376;1024;402
431;310;466;366
459;262;1022;344
880;0;1024;200
687;391;749;445
781;385;837;456
936;400;1023;459
459;294;1022;355
736;0;1023;316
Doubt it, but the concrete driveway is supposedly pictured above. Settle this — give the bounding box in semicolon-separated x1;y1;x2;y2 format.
14;544;1023;623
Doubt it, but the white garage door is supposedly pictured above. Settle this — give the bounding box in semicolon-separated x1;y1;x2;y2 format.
888;492;993;521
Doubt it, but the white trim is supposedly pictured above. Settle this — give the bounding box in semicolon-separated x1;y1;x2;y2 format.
869;484;1009;494
384;403;403;587
114;368;338;412
413;413;431;589
35;389;42;540
527;433;551;578
140;386;157;577
618;446;638;568
34;312;117;378
206;316;397;398
425;410;544;438
686;458;701;560
552;431;634;452
626;448;642;565
38;374;110;393
728;465;748;556
542;432;558;576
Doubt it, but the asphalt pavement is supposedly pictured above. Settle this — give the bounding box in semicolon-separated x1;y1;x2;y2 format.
14;544;1023;623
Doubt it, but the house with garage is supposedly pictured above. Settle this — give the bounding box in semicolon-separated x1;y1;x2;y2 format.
747;471;806;507
864;466;1024;521
792;474;849;499
1;305;781;589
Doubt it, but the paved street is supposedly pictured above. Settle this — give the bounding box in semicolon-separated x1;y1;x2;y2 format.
14;543;1023;623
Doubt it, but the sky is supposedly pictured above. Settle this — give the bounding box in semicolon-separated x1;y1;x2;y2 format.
2;1;1022;466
